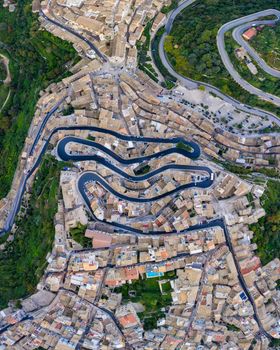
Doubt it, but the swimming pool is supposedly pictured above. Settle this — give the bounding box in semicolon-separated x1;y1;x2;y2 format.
146;271;164;278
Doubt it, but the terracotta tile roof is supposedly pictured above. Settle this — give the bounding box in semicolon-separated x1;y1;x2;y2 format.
119;313;138;328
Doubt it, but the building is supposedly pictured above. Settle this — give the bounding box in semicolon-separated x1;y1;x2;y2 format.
242;27;257;40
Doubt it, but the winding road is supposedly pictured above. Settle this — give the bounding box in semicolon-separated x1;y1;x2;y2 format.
0;3;275;339
0;88;271;343
232;20;280;79
43;0;280;122
0;123;204;235
156;0;280;124
40;11;107;63
0;53;11;113
56;133;270;339
217;9;280;106
56;135;214;203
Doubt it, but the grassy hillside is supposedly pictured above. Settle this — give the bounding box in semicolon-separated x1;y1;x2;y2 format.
0;156;67;308
164;0;280;116
225;34;280;98
251;24;280;71
0;0;78;198
250;180;280;265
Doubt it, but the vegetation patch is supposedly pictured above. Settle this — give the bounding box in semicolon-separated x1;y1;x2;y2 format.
0;232;9;245
269;337;280;348
62;105;74;116
251;24;280;70
87;135;96;141
151;27;177;89
0;59;7;81
114;274;174;330
226;324;240;332
165;0;280;116
256;167;279;178
0;0;78;199
176;141;192;152
220;162;279;179
161;0;179;14
225;33;280;98
0;155;68;308
250;180;280;265
137;20;159;82
70;223;91;248
161;280;172;293
0;84;9;110
134;164;151;176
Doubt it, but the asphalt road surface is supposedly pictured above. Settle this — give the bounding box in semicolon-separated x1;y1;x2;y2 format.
0;3;274;339
158;0;280;124
40;11;107;63
0;122;271;339
0;125;201;235
217;9;280;106
58;135;269;337
56;135;214;202
232;19;280;78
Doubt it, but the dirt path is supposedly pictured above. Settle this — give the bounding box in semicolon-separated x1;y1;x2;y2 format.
0;89;11;113
0;53;11;112
0;53;11;84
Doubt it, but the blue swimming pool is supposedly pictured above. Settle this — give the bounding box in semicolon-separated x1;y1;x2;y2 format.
146;271;164;278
